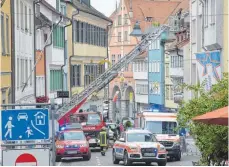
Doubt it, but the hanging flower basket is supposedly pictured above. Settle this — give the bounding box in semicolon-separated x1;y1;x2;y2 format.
36;96;49;103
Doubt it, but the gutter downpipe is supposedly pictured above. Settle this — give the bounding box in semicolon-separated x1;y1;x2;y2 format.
106;23;113;120
70;10;80;99
11;0;15;108
44;25;52;98
33;0;42;101
61;20;72;105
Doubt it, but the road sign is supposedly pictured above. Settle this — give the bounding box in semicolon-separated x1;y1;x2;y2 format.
1;109;49;141
2;149;50;166
57;91;69;98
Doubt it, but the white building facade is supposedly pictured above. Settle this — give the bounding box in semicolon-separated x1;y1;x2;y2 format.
132;55;149;112
14;0;35;104
190;0;224;96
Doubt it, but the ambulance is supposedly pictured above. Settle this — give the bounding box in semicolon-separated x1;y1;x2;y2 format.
137;111;182;161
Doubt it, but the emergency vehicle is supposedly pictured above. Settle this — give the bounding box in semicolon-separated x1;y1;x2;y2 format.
55;123;91;162
67;112;106;148
113;128;167;166
137;112;182;161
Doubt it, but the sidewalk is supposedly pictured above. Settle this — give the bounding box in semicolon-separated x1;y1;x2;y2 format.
183;137;201;157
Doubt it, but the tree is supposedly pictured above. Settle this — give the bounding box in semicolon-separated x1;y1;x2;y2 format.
177;73;228;165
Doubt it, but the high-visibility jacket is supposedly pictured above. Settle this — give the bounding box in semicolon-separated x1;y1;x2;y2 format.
99;131;107;147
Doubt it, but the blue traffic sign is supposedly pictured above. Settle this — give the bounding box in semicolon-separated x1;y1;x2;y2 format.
1;109;49;141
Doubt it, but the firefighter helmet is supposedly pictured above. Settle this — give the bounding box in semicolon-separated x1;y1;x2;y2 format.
101;127;107;131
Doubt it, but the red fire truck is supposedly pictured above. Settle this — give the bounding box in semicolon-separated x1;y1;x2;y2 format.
67;112;106;148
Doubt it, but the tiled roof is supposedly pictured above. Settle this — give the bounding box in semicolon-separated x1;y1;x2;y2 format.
123;0;189;32
71;0;112;23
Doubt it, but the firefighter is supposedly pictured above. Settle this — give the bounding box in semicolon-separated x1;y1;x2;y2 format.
99;127;108;156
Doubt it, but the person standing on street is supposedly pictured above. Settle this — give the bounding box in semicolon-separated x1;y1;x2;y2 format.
99;127;108;156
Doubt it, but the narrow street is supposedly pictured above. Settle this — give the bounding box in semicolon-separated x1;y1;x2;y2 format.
58;148;200;166
58;138;200;166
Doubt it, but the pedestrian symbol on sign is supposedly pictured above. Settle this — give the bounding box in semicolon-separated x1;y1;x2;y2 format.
4;116;15;139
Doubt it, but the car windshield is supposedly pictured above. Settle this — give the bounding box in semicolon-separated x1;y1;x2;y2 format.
70;113;101;125
145;121;178;134
127;133;157;142
59;131;85;141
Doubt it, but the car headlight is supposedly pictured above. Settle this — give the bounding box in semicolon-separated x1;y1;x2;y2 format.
159;146;166;151
56;145;64;149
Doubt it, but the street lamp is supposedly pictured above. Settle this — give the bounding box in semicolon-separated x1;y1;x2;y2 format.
130;21;143;41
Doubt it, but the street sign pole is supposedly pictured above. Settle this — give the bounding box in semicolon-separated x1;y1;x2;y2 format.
50;98;55;166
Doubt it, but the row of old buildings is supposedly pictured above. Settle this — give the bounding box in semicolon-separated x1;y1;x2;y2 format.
1;0;228;122
0;0;112;109
107;0;229;121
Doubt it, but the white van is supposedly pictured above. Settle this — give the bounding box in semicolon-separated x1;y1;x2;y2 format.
137;112;182;161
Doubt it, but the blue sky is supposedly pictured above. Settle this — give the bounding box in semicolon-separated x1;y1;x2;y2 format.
91;0;120;17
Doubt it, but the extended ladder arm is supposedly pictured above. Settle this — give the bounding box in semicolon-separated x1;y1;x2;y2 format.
58;25;170;125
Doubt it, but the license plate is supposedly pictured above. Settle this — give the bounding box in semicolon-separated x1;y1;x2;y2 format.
144;153;156;157
67;151;78;154
167;156;170;159
89;139;96;143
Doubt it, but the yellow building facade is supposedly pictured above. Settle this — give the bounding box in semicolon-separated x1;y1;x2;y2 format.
0;0;12;106
66;1;112;96
223;0;228;73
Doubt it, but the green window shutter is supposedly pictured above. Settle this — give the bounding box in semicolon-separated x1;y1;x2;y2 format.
50;70;53;91
56;0;60;11
62;27;64;48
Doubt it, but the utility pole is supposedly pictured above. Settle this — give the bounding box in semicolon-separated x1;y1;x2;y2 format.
50;98;56;166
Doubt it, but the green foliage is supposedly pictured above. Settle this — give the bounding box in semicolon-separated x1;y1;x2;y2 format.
177;73;228;165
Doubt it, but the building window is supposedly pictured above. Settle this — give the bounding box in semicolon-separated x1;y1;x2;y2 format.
53;26;64;48
29;8;32;34
17;58;20;89
60;5;66;15
50;70;62;92
17;0;19;28
20;1;24;30
171;55;183;68
21;59;24;87
118;32;121;42
6;15;9;54
124;31;128;41
165;64;169;77
192;19;196;43
1;90;6;104
1;12;5;55
30;60;32;85
118;15;121;25
211;0;215;23
166;85;169;100
204;0;208;26
112;55;115;65
25;59;28;84
84;64;99;86
74;20;107;47
124;14;128;24
25;5;28;32
56;0;60;11
118;54;121;61
72;65;81;87
136;84;148;95
170;85;174;100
